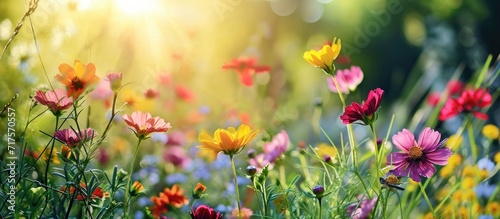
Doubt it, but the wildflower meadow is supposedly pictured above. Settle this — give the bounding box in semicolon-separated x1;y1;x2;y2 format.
1;0;500;218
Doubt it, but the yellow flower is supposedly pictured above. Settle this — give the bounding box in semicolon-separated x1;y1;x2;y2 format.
461;177;476;189
55;60;99;100
486;202;500;216
445;134;463;151
447;154;462;167
482;124;500;140
130;181;145;196
197;124;259;156
494;152;500;163
462;165;478;177
439;165;454;178
303;38;341;74
315;143;338;162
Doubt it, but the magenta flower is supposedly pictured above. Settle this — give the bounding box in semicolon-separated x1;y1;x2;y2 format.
439;88;492;121
122;111;171;139
327;66;364;94
340;88;384;125
249;130;290;170
54;128;97;148
346;195;377;219
34;88;73;116
190;205;222;219
387;127;452;182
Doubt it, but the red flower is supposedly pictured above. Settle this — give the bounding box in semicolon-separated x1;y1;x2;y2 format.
340;88;384;125
122;111;171;139
34;88;73;116
439;88;492;121
427;80;464;106
150;185;189;218
222;57;270;86
190;205;222;219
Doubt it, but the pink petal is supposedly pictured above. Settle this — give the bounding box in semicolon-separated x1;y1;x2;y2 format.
418;127;442;151
392;129;416;152
417;161;436;178
425;148;452;165
472;111;489;120
386;152;408;166
240;70;254;86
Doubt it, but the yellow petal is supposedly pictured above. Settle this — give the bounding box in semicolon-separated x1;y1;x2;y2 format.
73;60;87;78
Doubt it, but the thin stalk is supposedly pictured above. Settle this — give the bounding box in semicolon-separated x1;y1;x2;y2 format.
229;155;242;218
419;183;436;218
318;198;322;219
100;92;118;140
123;138;143;218
467;123;478;163
44;116;59;185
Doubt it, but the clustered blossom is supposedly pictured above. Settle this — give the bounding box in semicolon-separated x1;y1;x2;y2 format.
34;88;73;116
340;88;384;125
150;185;189;218
122;111;171;139
439;88;492;121
54;128;97;148
222;57;271;87
327;66;364;94
387;127;452;182
249;130;289;169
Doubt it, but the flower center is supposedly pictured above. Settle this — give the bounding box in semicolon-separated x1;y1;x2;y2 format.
386;175;399;185
71;77;84;90
408;146;423;159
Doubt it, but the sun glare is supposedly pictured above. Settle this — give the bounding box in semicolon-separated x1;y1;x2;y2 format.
115;0;160;15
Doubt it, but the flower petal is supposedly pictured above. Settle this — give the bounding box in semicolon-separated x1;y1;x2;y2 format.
392;129;415;152
418;127;442;151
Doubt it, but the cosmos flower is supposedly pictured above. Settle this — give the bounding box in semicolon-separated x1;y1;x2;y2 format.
189;205;222;219
303;38;341;74
387;127;452;182
346;195;377;219
150;185;189;218
54;128;97;148
122;111;171;139
34;88;73;116
327;66;364;94
340;88;384;125
55;60;100;100
439;88;492;121
197;124;259;156
222;57;271;86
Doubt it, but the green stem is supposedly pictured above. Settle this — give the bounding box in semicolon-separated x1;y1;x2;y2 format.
467;122;478;163
229;155;241;218
419;183;436;218
318;198;322;219
44;116;59;185
100;92;118;140
123;138;142;218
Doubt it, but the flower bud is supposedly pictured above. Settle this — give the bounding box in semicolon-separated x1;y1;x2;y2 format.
130;181;145;196
117;169;128;182
106;72;122;92
312;185;325;197
246;166;257;176
192;182;207;199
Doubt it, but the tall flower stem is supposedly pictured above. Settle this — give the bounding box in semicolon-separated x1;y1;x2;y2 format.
330;75;358;170
419;183;436;218
100;92;118;140
467;122;478;163
369;124;380;177
229;155;242;218
44;116;59;185
318;198;322;219
123;138;142;218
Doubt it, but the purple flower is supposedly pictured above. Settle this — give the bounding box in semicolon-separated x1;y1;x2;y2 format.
327;66;364;94
347;195;377;219
387;127;452;182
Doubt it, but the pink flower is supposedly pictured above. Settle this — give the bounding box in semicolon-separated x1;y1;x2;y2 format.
144;89;160;99
106;72;122;92
90;79;113;106
327;66;363;94
34;88;73;116
346;195;377;219
175;85;195;102
54;128;97;148
163;146;190;168
439;88;492;121
222;57;270;86
340;88;384;125
249;130;290;170
122;111;171;139
387;127;452;182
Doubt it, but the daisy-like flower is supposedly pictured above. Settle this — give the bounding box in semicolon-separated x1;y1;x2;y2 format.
303;38;341;74
34;88;73;116
222;57;271;87
55;60;100;100
439;88;492;121
150;184;189;218
327;66;364;94
340;88;384;125
189;205;222;219
387;127;452;182
54;128;97;148
122;111;171;139
346;195;377;219
197;124;259;156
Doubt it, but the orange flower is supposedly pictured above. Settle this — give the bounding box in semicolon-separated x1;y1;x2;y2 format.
63;182;104;201
55;60;100;100
150;184;189;218
192;182;207;199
